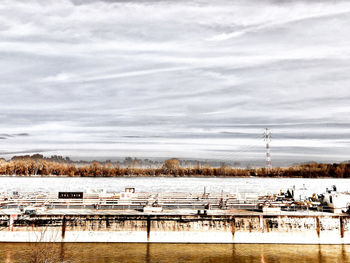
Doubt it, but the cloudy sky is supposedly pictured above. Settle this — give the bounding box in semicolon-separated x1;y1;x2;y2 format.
1;0;350;166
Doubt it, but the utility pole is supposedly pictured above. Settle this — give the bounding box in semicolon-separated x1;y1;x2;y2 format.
264;128;272;173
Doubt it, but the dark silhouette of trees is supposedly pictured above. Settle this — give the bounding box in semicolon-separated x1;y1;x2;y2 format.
163;158;180;170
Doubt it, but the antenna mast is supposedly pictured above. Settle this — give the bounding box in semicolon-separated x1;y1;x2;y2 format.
264;128;272;173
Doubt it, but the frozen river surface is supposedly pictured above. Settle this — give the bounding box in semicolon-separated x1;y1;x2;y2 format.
0;176;349;194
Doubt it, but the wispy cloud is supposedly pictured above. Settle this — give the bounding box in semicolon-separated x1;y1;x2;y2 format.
0;0;350;165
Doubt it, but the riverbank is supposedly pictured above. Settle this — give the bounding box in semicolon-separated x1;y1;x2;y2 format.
1;155;350;178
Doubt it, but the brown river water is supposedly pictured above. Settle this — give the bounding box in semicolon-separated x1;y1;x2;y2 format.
0;243;349;263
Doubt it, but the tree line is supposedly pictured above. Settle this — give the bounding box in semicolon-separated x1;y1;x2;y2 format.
0;156;349;178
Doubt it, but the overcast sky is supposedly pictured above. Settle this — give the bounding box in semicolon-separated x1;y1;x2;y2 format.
1;0;350;166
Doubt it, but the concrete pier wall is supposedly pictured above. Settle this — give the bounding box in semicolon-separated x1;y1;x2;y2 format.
1;214;350;244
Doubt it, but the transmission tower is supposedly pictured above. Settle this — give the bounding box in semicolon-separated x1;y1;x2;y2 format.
264;128;272;172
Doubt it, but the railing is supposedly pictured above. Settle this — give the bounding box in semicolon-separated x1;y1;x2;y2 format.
0;196;261;211
2;192;324;213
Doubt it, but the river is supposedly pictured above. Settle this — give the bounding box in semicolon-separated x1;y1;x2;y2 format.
0;243;349;263
1;177;350;262
0;177;349;194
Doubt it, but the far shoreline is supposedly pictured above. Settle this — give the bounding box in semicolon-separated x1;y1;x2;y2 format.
1;155;349;178
0;174;345;179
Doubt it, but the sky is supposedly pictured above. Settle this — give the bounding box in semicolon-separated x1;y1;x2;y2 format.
1;0;350;166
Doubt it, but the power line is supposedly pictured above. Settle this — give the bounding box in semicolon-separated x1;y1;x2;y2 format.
264;128;272;172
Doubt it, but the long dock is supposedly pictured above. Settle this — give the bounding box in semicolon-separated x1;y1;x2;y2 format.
0;189;345;244
0;208;349;244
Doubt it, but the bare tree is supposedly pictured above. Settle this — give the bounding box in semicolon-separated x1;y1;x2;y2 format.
24;227;71;263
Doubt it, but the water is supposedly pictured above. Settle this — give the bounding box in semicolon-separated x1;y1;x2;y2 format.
1;177;350;262
0;177;349;194
0;243;349;263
